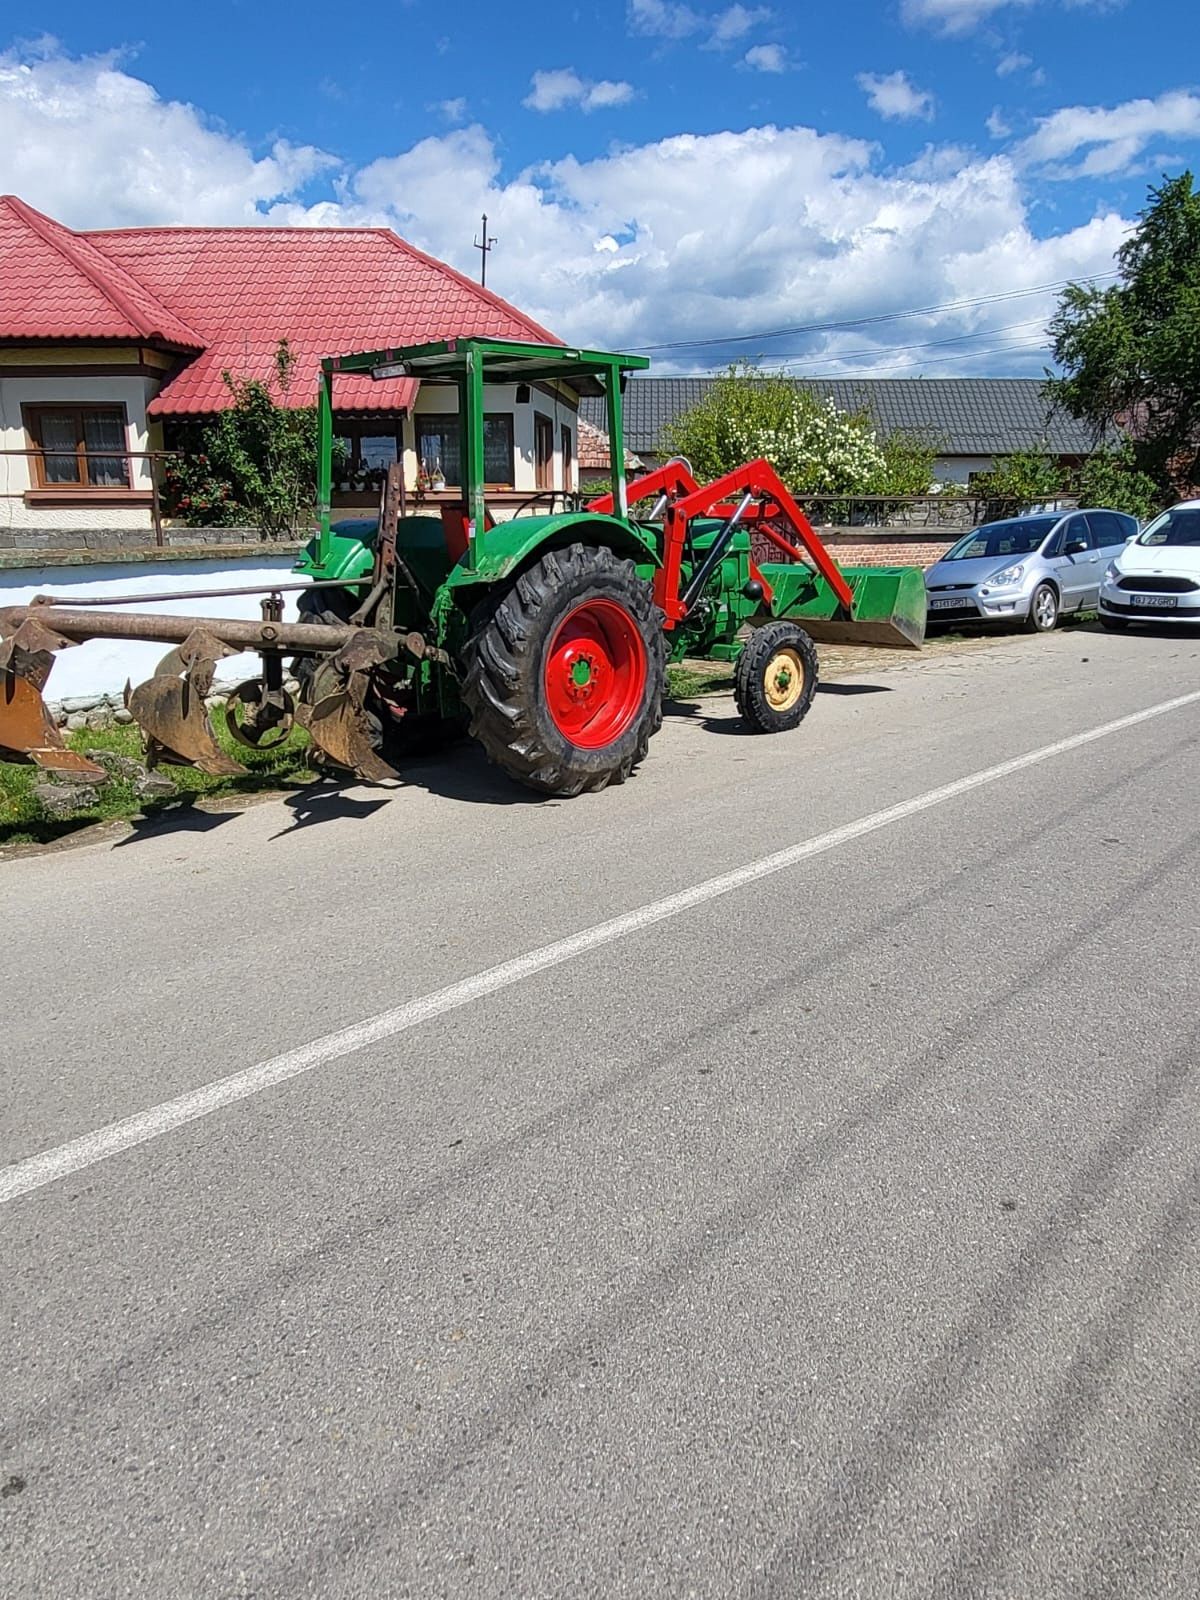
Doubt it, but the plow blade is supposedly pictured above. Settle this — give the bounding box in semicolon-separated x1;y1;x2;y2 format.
761;563;927;651
0;615;106;780
0;673;107;780
297;657;398;784
127;628;247;776
128;675;246;776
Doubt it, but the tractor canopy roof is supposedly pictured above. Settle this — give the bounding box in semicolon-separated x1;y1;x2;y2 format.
321;336;649;397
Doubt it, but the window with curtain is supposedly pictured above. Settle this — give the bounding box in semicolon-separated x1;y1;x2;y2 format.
26;406;130;488
332;422;402;492
414;414;514;487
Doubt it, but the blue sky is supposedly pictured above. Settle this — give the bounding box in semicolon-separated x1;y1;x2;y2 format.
2;0;1198;375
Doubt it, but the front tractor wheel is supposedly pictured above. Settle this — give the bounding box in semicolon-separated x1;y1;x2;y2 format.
463;543;665;797
735;621;819;734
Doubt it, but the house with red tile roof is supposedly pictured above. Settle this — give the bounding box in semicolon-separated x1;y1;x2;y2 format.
0;195;579;541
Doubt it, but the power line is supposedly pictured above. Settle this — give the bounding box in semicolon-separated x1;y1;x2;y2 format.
759;315;1049;368
665;332;1054;381
788;337;1053;380
628;272;1116;354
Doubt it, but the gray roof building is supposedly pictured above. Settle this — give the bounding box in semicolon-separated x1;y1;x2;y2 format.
581;377;1098;472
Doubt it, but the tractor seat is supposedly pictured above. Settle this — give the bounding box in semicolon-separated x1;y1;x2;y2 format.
439;501;496;562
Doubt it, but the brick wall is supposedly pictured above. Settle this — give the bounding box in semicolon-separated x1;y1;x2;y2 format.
822;534;956;569
754;529;956;570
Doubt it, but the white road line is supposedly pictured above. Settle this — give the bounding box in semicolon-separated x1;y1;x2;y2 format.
4;686;1199;1205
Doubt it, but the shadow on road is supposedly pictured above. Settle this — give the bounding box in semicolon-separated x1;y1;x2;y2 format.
817;681;891;696
112;802;239;847
270;784;393;837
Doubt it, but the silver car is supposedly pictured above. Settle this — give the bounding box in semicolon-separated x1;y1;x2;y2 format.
924;508;1139;632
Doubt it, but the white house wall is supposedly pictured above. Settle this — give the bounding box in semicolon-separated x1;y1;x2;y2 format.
406;382;577;500
0;372;157;531
0;556;309;698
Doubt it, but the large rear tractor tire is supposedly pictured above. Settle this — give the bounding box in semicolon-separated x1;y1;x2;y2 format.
734;621;819;734
463;543;665;797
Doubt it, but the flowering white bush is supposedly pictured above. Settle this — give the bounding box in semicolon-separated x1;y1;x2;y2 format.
662;366;933;497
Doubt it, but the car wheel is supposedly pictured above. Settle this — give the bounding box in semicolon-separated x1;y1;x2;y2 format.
1025;583;1059;633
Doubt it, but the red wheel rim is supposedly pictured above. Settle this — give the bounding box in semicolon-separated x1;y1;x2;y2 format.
544;598;648;749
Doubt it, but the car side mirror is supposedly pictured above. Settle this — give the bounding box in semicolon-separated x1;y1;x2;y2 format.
1064;538;1087;555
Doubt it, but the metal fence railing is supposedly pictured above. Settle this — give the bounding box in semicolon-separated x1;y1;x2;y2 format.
793;493;1081;531
0;447;180;546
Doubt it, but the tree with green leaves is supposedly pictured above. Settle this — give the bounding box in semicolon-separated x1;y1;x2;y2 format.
166;340;321;537
1048;172;1200;499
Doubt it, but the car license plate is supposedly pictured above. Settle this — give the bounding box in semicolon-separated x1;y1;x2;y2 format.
929;597;968;610
1132;594;1176;608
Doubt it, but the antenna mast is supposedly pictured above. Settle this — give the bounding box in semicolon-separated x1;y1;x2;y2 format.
473;214;497;287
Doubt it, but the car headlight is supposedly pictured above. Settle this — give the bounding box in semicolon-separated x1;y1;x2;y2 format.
988;563;1024;587
1104;561;1120;582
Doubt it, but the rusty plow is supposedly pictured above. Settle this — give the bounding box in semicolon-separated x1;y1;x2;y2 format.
0;618;106;781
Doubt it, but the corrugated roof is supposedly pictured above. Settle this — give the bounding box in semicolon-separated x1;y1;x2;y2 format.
581;376;1098;457
0;195;203;348
86;225;560;415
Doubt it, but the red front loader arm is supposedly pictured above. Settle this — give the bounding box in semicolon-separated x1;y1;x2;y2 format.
585;457;701;517
657;459;855;625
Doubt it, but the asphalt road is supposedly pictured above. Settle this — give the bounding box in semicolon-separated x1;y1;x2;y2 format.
3;624;1200;1599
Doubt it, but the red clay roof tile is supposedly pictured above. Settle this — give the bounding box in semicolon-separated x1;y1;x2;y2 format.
0;197;561;416
87;224;560;415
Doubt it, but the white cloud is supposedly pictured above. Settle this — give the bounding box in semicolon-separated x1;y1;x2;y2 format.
628;0;772;47
996;51;1031;75
0;44;1132;378
709;4;772;43
1018;88;1200;176
436;97;467;124
524;68;635;113
339;125;1125;376
903;0;1108;36
903;0;1033;33
0;45;334;225
986;107;1012;138
857;70;935;122
743;43;788;72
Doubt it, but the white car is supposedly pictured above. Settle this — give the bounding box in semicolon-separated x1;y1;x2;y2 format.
1098;500;1200;629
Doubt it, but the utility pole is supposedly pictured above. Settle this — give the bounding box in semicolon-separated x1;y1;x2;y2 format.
473;214;497;287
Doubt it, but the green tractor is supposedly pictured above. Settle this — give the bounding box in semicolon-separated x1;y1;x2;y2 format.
0;337;926;797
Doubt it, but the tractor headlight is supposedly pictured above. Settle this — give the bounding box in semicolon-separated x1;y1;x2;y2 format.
988;563;1024;587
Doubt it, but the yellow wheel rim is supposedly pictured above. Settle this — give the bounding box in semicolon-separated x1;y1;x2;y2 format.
764;647;806;712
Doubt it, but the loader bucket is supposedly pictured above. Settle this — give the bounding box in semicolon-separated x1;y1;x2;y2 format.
761;563;927;651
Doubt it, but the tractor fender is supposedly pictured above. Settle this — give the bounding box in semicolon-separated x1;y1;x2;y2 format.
442;512;659;596
293;521;377;586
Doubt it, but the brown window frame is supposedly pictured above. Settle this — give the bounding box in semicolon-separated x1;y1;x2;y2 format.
534;413;554;491
332;418;404;494
414;411;515;490
23;403;132;490
561;422;573;493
